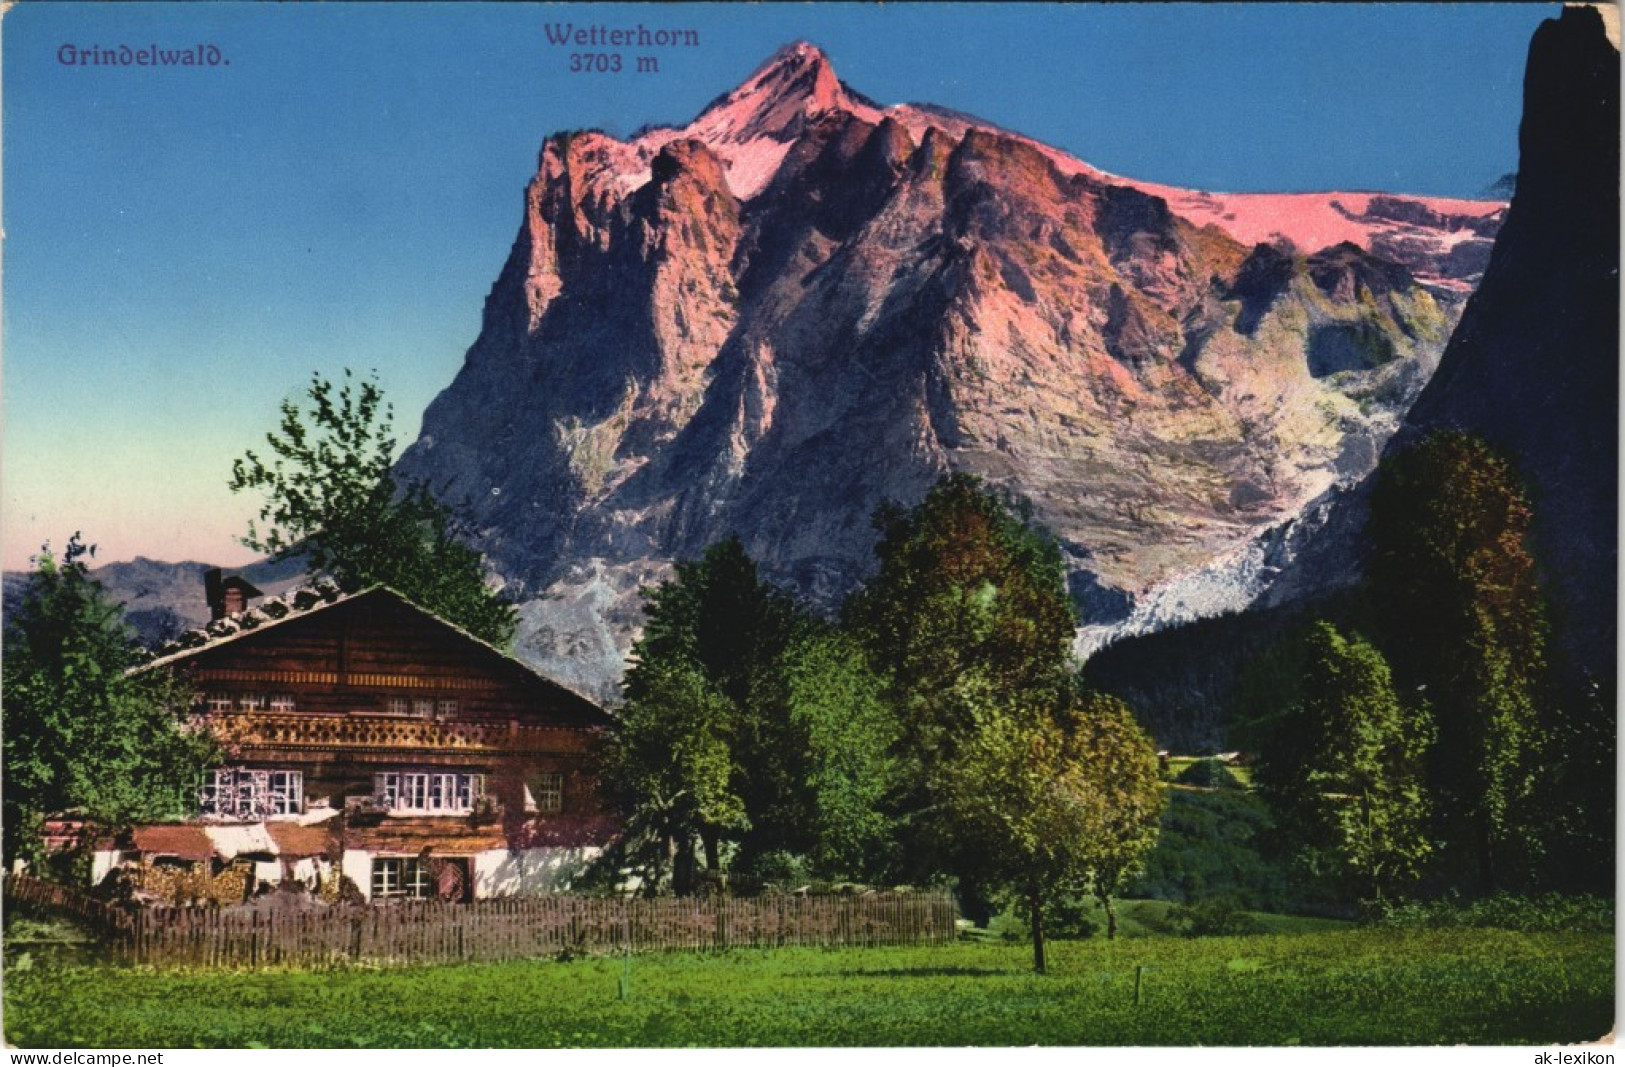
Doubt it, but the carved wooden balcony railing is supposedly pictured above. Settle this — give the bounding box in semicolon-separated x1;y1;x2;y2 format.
206;712;586;755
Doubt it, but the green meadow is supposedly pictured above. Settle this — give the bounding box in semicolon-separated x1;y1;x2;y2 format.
3;913;1612;1048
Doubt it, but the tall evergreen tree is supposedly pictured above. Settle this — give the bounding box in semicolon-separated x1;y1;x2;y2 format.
608;538;805;889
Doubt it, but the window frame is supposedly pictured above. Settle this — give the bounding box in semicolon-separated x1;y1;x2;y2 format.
374;771;484;815
371;857;433;900
199;767;305;819
530;772;565;814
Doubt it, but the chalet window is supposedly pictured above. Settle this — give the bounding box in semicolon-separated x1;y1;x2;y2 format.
237;693;268;712
380;695;455;718
268;771;302;813
529;773;565;814
374;772;484;814
268;693;296;712
205;694;235;713
199;768;303;818
371;857;432;899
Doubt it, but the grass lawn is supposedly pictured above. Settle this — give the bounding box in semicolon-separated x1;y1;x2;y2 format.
3;919;1612;1047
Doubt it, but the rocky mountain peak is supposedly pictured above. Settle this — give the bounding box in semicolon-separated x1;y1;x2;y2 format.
690;41;860;147
397;40;1515;701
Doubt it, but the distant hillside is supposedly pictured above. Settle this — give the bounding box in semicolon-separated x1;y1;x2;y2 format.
3;555;308;648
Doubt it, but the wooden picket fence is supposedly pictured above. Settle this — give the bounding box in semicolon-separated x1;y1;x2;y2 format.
4;874;956;969
5;872;136;937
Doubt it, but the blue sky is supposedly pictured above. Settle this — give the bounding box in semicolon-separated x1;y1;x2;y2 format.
2;2;1555;570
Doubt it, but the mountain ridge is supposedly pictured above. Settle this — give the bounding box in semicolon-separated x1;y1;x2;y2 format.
547;42;1505;291
390;40;1507;700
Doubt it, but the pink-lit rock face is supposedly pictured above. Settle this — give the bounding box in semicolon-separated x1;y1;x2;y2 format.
397;42;1498;700
1127;190;1503;294
617;45;1504;288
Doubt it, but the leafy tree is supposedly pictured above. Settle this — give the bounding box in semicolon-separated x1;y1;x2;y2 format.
936;687;1162;970
599;658;745;895
2;536;219;867
780;627;900;878
229;369;516;647
846;474;1076;722
1254;622;1434;903
608;539;804;889
844;474;1077;886
1068;691;1167;939
1535;675;1615;893
605;539;905;890
1368;431;1552;891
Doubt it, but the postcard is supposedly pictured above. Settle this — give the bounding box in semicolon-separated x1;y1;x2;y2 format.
1;1;1615;1056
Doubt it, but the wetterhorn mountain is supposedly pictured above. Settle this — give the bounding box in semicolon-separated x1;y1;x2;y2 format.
395;43;1506;700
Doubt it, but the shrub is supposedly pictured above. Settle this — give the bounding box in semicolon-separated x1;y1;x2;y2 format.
735;850;813;889
1376;893;1613;933
1128;788;1296;910
1163;895;1262;937
1174;759;1244;789
1007;893;1098;940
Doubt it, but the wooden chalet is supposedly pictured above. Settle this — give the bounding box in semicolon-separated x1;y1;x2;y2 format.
101;575;616;903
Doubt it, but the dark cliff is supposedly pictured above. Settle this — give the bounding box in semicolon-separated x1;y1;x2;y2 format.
1404;4;1619;687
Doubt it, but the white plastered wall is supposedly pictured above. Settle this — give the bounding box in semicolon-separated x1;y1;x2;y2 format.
340;849;374;901
90;849;122;887
286;856;327;890
472;847;602;899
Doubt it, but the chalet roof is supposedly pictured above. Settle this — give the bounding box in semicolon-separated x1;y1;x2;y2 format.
136;576;356;668
128;825;215;862
266;821;337;858
133;582;610;724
